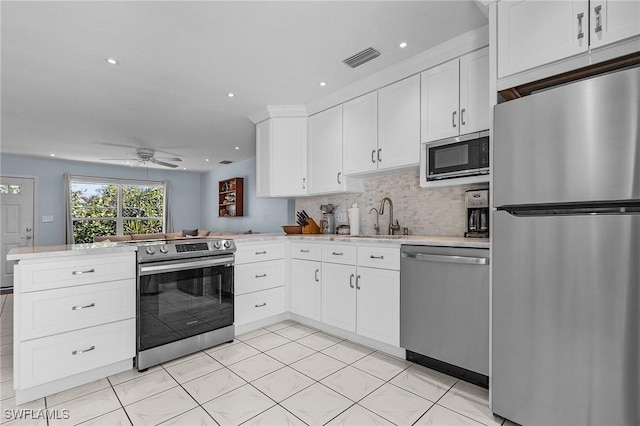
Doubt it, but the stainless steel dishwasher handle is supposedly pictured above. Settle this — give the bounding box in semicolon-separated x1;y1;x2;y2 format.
401;252;489;265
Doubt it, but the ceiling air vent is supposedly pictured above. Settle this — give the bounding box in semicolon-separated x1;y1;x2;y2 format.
343;47;381;68
219;160;233;165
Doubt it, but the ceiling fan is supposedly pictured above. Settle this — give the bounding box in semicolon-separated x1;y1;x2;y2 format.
101;148;182;168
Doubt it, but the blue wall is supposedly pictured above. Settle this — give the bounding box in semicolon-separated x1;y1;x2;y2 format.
200;157;293;233
0;154;202;246
1;154;292;245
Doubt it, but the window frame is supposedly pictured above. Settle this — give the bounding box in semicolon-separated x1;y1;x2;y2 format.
69;176;166;240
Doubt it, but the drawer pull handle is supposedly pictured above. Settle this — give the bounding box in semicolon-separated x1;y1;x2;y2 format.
72;345;95;355
370;255;384;260
255;274;267;278
300;249;310;253
255;303;267;308
72;269;95;275
349;274;355;289
332;252;343;256
314;269;320;282
187;320;199;325
255;251;267;255
71;303;96;311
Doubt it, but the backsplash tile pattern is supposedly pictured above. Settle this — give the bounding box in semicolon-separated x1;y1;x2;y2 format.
295;170;487;237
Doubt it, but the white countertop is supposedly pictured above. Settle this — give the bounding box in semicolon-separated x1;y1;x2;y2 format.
7;242;138;261
233;233;490;249
7;233;488;261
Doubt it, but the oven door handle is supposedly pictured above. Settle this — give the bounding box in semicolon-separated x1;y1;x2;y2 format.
139;256;234;275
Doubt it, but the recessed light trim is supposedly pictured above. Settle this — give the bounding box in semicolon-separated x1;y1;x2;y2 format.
320;81;327;87
106;57;119;65
49;153;55;157
399;41;408;49
205;158;210;162
235;146;239;150
227;92;235;98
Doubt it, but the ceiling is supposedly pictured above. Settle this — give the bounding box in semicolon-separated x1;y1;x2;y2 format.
1;1;487;172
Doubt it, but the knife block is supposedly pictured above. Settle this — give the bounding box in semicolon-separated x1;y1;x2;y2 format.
302;218;321;234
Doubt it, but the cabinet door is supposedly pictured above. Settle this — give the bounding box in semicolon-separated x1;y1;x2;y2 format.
255;120;272;198
321;263;357;333
421;58;460;142
356;267;399;346
308;105;344;194
343;91;378;175
497;0;589;79
460;48;490;135
290;259;321;321
590;0;640;49
271;118;308;197
377;75;421;170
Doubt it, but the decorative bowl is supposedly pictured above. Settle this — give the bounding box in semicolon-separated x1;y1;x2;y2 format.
282;225;303;234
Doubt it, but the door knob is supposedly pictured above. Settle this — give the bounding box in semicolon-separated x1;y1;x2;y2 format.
26;227;32;232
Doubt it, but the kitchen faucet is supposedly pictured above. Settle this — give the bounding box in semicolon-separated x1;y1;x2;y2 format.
379;197;400;235
369;208;380;235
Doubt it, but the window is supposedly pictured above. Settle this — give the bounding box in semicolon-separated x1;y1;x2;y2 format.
0;184;21;194
70;178;165;243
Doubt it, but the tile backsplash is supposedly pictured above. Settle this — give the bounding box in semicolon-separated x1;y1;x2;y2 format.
295;170;488;237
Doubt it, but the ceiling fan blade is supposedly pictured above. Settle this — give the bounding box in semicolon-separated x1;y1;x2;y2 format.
149;158;179;168
155;157;182;162
100;157;136;161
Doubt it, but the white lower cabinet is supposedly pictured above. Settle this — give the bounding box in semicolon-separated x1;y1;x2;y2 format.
290;258;321;321
320;244;400;347
12;252;136;404
355;267;400;346
234;243;285;326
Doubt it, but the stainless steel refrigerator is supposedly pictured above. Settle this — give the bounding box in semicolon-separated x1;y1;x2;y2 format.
492;66;640;426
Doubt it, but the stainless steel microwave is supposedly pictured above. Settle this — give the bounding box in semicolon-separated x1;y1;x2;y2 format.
421;130;490;185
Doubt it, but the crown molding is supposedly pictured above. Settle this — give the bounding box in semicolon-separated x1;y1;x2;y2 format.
247;105;308;124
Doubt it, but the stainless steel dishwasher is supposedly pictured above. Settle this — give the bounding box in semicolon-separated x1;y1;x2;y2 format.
400;245;489;388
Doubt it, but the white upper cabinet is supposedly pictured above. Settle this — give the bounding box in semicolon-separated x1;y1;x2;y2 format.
590;0;640;49
256;117;307;197
421;48;489;143
343;92;378;175
377;75;421;170
308;105;343;194
421;58;460;142
308;106;363;195
497;1;589;79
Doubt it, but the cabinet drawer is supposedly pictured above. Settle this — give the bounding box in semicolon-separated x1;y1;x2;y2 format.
235;243;285;264
19;279;135;341
235;287;285;326
290;242;322;261
18;319;135;388
322;244;356;265
235;260;284;295
357;246;400;270
19;254;135;293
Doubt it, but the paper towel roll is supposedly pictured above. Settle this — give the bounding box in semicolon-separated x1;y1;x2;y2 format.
348;206;360;236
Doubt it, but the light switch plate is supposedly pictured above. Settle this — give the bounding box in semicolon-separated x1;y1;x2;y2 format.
42;215;54;223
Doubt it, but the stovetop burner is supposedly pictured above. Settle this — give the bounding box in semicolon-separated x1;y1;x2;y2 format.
134;238;236;262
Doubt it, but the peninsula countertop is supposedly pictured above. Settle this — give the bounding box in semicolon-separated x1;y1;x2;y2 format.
7;242;138;261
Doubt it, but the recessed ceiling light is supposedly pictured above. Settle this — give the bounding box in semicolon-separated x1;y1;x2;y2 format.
399;41;408;48
205;158;210;162
227;92;235;98
235;146;239;150
183;167;187;170
319;81;327;87
106;57;119;65
49;153;55;157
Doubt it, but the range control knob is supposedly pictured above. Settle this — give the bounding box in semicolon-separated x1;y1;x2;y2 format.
159;245;168;254
223;240;231;249
213;240;222;249
145;246;156;255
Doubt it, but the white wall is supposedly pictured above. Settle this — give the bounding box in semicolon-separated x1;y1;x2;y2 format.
0;154;202;246
200;157;292;233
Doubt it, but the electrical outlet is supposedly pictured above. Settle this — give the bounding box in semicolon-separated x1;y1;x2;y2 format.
42;215;54;223
336;212;347;224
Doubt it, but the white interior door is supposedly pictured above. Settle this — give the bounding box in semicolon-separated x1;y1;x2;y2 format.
1;176;35;289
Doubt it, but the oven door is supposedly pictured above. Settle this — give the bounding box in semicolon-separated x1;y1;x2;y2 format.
137;255;234;352
426;131;490;181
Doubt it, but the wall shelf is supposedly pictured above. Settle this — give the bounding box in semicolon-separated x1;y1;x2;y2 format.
218;177;244;217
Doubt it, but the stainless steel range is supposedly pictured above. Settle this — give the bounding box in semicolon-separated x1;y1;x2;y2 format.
136;238;236;371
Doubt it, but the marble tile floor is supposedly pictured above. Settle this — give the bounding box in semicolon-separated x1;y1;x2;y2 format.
0;294;511;426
